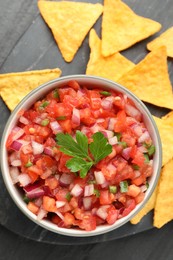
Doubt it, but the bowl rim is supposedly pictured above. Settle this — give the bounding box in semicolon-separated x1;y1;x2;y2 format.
0;74;162;237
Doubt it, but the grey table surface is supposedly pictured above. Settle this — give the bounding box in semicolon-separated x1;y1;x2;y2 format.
1;0;173;259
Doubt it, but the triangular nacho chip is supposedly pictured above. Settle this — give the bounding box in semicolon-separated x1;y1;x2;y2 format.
38;1;103;62
117;46;173;109
0;68;61;111
147;27;173;58
101;0;161;57
130;187;157;225
86;29;135;81
154;159;173;228
153;116;173;166
162;111;173;126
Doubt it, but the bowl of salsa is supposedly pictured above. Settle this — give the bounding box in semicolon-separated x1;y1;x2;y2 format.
1;75;162;237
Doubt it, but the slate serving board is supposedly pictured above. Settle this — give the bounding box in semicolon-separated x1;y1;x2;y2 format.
0;0;172;244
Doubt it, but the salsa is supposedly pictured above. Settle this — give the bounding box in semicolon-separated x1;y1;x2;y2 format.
6;80;155;231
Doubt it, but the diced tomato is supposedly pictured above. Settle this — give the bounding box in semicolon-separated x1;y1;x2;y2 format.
58;154;71;173
131;175;146;186
106;205;118;225
45;177;59;190
88;90;101;110
63;212;75;227
122;199;136;217
55;188;69;202
51;214;61;225
121;131;136;147
100;190;112;205
127;185;141;197
59;119;72;133
132;151;145;167
27;202;39;214
135;192;145;204
78;213;97;231
59;87;77;101
43;196;56;212
27;169;39;183
67;80;80;90
74;207;84;220
114;110;127;132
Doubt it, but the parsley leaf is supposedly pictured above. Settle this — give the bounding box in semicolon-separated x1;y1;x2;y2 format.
66;158;93;178
55;131;112;178
89;132;112;164
55;131;91;160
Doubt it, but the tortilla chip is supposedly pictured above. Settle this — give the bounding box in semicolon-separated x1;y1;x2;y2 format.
38;1;103;62
86;29;135;81
162;111;173;127
147;27;173;58
101;0;161;57
0;68;61;111
117;46;173;109
154;159;173;228
153;116;173;166
130;187;157;225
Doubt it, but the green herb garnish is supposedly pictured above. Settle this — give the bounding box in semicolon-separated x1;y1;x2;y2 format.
144;153;150;163
100;91;111;96
146;182;149;189
132;164;140;170
25;161;33;168
114;132;121;142
94;189;100;198
39;101;49;109
41;119;49;126
23;196;30;204
65;192;72;202
88;179;96;184
55;131;112;178
147;145;155;156
56;116;66;121
118;141;127;148
120;181;128;193
109;185;117;194
53;89;59;99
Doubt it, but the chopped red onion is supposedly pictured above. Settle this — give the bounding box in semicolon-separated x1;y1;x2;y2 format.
50;121;62;134
101;130;114;139
41;169;52;179
96;206;109;220
72;108;80;126
37;208;47;220
134;170;141;178
55;211;64;220
94;171;106;185
108;118;117;131
101;99;113;110
59;173;74;187
122;147;132;160
84;184;94;197
19;116;29;125
125;104;142;121
109;136;118;145
107;163;117;174
34;197;43;207
83;197;92;210
22;144;33;154
138;131;150;143
26;188;45;199
131;123;143;137
24;180;44;193
140;185;147;193
40;113;48;119
18;173;32;187
11;127;24;141
56;201;66;208
10;140;23;151
10;166;20;184
33;117;42;124
31;141;44;155
9;151;20;163
44;147;54;157
11;159;21;167
137;145;148;153
71;184;83;197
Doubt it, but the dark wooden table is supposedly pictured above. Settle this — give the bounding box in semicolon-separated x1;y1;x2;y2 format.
1;0;173;259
